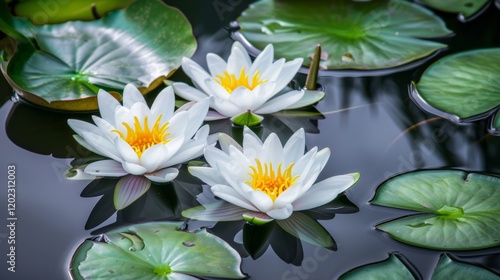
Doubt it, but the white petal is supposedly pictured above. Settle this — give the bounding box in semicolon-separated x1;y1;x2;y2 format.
211;184;259;212
242;186;274;213
283;128;305;165
114;138;140;165
81;132;122;161
140;144;168;172
227;41;251;74
314;148;331;174
254;90;305;114
292;174;358;211
123;83;147;108
189;166;225;186
204;146;231;169
205;110;229;121
242;129;263;161
205;78;232;101
266;204;293;220
67;119;101;138
97;89;120;124
194;124;210;141
228;86;260;111
261;58;285;82
157;136;186;169
261;133;284;166
114;175;151;210
122;162;148;175
285;90;325;110
145;167;179;183
184;98;210;139
92;116;118;141
166;111;189;139
273;58;303;93
161;139;207;167
172;82;207;102
181;57;213;93
206;53;228;77
219;133;242;153
72;135;100;154
151;86;175;122
84;159;128;177
249;44;274;75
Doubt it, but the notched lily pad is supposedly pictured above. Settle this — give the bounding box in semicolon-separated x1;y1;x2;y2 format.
339;254;415;279
0;0;196;111
418;0;490;20
235;0;451;70
70;221;246;279
431;254;499;279
412;48;500;135
372;170;500;250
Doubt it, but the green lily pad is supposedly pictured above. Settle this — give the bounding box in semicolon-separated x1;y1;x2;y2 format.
0;0;196;111
431;254;499;279
413;48;500;128
70;222;246;279
418;0;490;20
339;254;415;279
236;0;451;70
12;0;135;25
372;170;500;250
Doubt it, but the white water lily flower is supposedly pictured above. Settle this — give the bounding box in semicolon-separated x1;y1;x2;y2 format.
188;127;359;221
68;84;210;186
173;41;324;124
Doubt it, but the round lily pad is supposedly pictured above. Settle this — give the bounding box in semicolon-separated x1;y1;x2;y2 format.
70;221;246;279
1;0;196;111
412;48;500;125
372;170;500;250
418;0;490;20
236;0;451;70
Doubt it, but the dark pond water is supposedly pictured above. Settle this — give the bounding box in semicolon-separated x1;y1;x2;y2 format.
1;1;500;279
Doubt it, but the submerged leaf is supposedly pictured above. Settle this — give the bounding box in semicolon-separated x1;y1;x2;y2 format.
372;170;500;250
70;222;246;279
1;0;196;111
236;0;451;70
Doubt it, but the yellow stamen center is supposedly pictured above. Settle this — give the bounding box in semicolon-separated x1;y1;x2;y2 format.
112;114;171;158
214;67;267;93
246;159;299;201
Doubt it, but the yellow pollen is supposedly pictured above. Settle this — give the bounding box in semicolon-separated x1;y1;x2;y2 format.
214;67;267;93
245;159;299;201
112;114;171;158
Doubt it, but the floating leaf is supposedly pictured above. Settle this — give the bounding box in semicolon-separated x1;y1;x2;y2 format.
372;170;500;250
412;48;500;129
0;0;196;111
12;0;135;25
339;254;415;279
418;0;489;20
431;254;499;279
236;0;451;70
70;222;246;279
